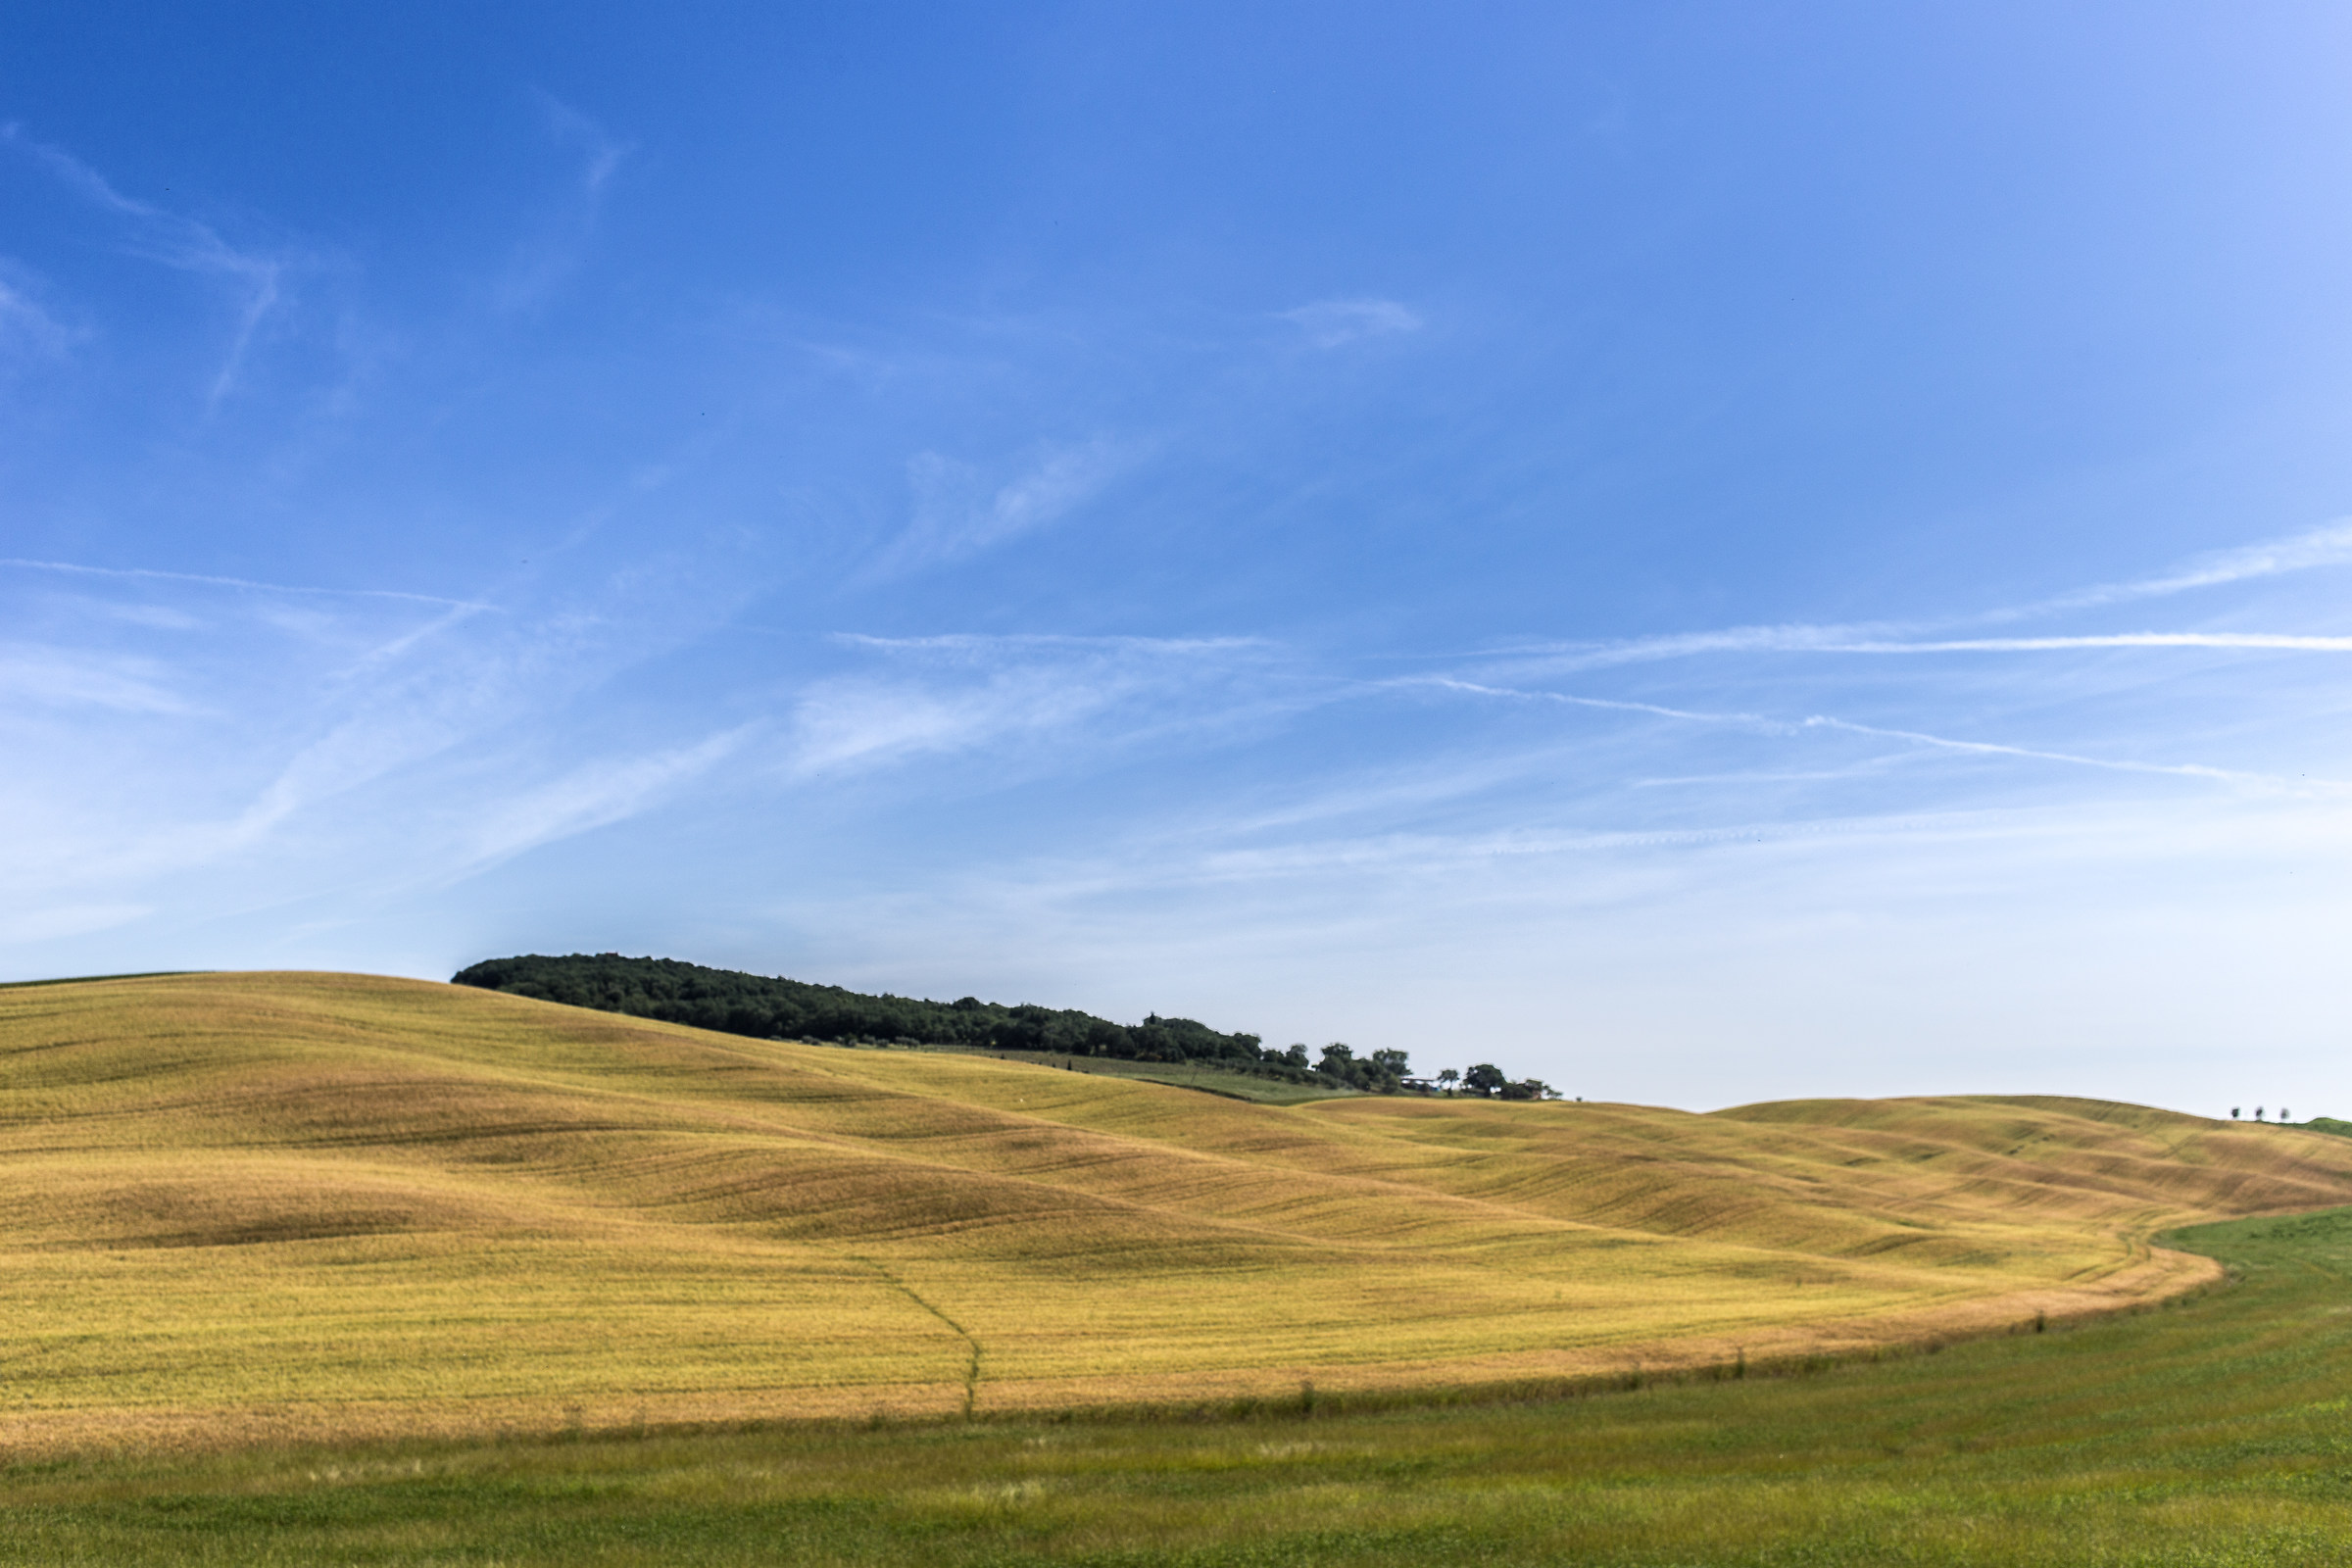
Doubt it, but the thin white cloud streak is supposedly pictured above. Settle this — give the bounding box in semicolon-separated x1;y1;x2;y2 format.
0;271;74;364
3;123;292;402
1397;674;1773;728
533;91;633;195
0;644;199;713
1805;633;2352;653
872;439;1134;576
1280;297;1423;348
1408;674;2334;793
790;675;1081;775
1634;762;1917;788
2021;520;2352;615
1514;621;2352;670
1791;716;2312;791
456;726;752;874
790;634;1273;777
492;94;633;314
341;602;499;674
1499;518;2352;672
836;632;1265;657
1138;819;1869;887
0;557;495;610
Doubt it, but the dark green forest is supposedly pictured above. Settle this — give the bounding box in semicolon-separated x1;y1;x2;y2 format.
444;955;1573;1098
453;953;1335;1080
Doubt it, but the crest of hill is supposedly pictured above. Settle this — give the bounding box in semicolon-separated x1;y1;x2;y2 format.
5;970;2351;1454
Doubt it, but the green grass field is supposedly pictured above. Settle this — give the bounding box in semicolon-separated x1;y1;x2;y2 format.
3;1206;2348;1564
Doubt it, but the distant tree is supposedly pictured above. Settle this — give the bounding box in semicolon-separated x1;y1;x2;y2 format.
1436;1068;1460;1095
2257;1106;2267;1121
1463;1062;1506;1098
2282;1107;2291;1123
1318;1043;1354;1075
2231;1107;2240;1119
1370;1048;1410;1077
1283;1043;1310;1068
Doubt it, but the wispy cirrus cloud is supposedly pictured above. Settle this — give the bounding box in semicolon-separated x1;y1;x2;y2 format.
0;643;198;713
1399;674;2339;794
536;90;632;196
1280;296;1423;348
1791;714;2317;790
1788;633;2352;654
492;93;635;314
457;726;753;873
1494;518;2352;673
0;543;751;917
3;123;294;402
1396;673;1769;728
2017;519;2352;615
1520;628;2352;668
869;438;1135;576
789;633;1275;777
0;557;493;610
0;267;74;366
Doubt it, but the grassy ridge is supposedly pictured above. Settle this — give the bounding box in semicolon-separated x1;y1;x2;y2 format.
4;1208;2350;1564
5;971;2352;1456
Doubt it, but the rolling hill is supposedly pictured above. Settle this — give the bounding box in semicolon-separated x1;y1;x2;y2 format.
5;970;2350;1456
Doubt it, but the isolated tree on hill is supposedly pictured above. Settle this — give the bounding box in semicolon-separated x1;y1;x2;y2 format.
1437;1068;1460;1094
1464;1063;1506;1097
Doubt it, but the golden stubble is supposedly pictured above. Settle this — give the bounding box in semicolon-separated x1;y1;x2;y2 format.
4;971;2348;1454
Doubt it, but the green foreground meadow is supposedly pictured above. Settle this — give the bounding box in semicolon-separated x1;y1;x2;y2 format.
5;1207;2350;1566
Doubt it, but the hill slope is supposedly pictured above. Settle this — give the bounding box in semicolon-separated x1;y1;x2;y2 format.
4;971;2350;1454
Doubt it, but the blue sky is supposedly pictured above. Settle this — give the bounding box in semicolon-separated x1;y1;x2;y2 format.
6;2;2352;1113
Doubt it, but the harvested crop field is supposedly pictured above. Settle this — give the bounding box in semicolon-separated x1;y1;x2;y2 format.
4;971;2349;1454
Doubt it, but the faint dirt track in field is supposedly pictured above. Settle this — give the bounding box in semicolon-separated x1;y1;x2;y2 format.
4;971;2350;1454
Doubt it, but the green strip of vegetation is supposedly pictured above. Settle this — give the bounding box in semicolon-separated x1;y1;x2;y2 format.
453;952;1307;1076
7;1207;2352;1564
0;971;199;989
454;953;1509;1095
910;1043;1368;1103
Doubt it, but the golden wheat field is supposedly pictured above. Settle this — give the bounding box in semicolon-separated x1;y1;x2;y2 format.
4;971;2349;1456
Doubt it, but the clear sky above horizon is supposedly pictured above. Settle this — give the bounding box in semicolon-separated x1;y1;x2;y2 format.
6;3;2351;1114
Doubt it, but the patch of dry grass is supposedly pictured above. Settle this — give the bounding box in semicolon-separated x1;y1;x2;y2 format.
5;971;2348;1454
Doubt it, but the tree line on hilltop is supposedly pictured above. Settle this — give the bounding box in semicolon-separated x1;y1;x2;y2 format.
452;954;1558;1099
